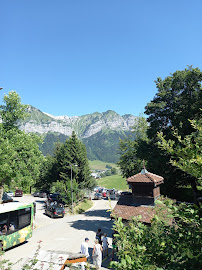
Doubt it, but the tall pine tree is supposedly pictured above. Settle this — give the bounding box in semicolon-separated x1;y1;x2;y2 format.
52;131;94;202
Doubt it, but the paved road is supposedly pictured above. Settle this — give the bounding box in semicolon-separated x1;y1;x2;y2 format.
3;195;117;269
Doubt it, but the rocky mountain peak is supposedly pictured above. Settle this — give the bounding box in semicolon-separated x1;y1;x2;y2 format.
19;106;138;138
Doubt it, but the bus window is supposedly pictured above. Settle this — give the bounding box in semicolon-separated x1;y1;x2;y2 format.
8;210;18;234
0;212;8;235
18;207;31;229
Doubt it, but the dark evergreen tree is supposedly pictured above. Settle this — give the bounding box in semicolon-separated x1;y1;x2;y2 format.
55;131;95;195
36;131;95;204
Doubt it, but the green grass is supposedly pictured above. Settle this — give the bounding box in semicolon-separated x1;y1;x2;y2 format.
97;174;129;191
74;199;93;214
89;160;118;170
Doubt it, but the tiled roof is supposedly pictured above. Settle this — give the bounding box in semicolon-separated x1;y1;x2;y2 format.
113;204;154;223
112;194;155;223
113;194;171;224
127;171;164;184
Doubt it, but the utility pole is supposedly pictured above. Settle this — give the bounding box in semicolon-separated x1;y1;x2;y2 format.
69;164;78;214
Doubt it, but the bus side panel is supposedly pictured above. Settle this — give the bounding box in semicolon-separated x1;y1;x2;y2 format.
1;224;33;250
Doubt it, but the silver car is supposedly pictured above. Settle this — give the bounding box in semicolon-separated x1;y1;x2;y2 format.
7;191;14;197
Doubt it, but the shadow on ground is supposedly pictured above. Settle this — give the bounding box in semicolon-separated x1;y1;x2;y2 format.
68;219;114;233
34;200;46;204
84;209;111;218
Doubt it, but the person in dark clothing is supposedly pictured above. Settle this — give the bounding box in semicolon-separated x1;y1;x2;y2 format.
96;228;103;245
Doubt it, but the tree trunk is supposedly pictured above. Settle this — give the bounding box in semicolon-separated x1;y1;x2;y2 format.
190;178;200;207
0;182;4;204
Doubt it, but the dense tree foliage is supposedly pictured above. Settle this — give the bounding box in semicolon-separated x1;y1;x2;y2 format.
55;131;93;188
157;119;202;204
117;116;148;178
0;91;28;130
36;131;96;204
144;66;202;198
35;154;57;191
158;119;202;180
111;199;202;270
0;91;44;200
118;67;202;201
145;66;202;138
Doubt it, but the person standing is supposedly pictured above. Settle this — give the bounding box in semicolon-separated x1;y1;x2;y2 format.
102;233;109;257
95;228;103;245
92;239;103;269
80;237;89;270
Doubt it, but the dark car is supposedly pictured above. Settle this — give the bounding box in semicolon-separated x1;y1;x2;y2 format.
45;193;65;207
45;203;65;218
39;190;49;198
121;191;131;196
15;189;23;197
2;192;14;203
33;191;40;197
50;193;64;203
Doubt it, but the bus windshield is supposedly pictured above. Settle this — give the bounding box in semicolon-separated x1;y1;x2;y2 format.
0;202;34;250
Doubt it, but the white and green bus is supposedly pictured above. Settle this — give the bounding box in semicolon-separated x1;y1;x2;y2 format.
0;202;35;250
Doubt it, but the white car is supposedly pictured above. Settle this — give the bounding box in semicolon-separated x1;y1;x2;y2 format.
93;186;100;192
6;191;14;197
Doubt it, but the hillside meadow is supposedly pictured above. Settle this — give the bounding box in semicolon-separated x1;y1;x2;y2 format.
89;160;119;171
97;174;128;191
89;160;127;190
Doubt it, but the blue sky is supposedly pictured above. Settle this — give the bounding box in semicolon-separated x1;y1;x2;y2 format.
1;0;202;117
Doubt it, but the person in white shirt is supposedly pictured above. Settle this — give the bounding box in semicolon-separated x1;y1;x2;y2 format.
92;239;103;269
80;237;89;270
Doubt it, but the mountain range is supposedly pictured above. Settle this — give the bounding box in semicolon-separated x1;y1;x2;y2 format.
19;106;138;163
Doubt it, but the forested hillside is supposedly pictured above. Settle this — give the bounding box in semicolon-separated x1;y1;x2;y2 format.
39;130;134;163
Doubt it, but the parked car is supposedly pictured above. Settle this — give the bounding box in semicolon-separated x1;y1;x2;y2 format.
39;190;49;198
33;191;40;197
2;192;13;203
115;190;122;198
98;187;104;193
7;191;14;197
45;193;65;207
121;191;131;196
102;189;108;197
94;193;102;200
93;186;100;192
49;193;62;201
45;203;65;218
15;189;23;197
108;188;116;200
